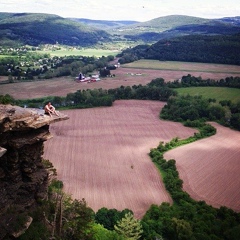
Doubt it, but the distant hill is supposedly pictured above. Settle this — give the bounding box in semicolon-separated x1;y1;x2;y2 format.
117;33;240;65
112;15;240;42
69;18;139;30
0;12;111;46
68;15;240;44
0;12;240;47
113;15;211;34
217;16;240;26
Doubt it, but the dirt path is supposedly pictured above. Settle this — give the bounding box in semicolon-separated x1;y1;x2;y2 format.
164;122;240;212
43;100;196;218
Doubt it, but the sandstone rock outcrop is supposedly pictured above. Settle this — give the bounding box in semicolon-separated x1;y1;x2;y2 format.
0;104;68;239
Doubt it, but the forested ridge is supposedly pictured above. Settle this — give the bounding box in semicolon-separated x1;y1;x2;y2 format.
0;13;110;46
1;12;240;48
118;34;240;65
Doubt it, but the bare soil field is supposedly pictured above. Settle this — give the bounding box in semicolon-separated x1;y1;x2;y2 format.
1;66;240;100
43;100;197;218
164;122;240;212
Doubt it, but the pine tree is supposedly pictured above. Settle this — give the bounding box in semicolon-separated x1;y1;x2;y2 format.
114;212;143;240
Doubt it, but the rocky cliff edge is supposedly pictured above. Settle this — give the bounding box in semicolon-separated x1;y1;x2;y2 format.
0;104;69;239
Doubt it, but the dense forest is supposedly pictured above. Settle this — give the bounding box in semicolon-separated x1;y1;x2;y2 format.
123;22;240;42
117;34;240;65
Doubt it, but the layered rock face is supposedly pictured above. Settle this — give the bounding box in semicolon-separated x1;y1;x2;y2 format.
0;104;68;238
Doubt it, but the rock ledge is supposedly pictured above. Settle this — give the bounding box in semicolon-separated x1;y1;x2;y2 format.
0;104;68;239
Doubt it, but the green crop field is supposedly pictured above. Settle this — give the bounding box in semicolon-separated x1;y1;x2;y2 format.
175;87;240;103
123;59;240;74
37;48;120;57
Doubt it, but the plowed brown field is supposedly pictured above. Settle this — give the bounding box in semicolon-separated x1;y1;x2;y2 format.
1;67;240;99
164;122;240;212
43;100;197;218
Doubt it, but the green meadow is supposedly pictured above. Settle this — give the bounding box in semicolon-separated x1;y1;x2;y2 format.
175;87;240;103
37;48;120;57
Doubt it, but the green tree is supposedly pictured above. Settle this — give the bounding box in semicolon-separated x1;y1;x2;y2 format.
62;198;95;240
230;113;240;130
92;223;124;240
114;212;143;240
224;225;240;240
147;78;165;87
0;94;14;104
172;217;193;240
208;104;226;121
95;208;119;230
52;96;64;107
95;208;133;230
99;68;110;77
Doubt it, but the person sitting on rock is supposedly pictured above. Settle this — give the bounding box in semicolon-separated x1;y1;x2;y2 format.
44;102;59;117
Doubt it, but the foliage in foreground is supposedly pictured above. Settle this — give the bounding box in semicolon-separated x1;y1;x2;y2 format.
16;175;135;240
114;212;143;240
95;208;133;231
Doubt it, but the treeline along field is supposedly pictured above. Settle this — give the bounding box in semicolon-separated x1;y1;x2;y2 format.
1;73;240;131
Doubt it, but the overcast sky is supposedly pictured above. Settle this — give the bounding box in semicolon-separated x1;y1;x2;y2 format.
1;0;239;21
